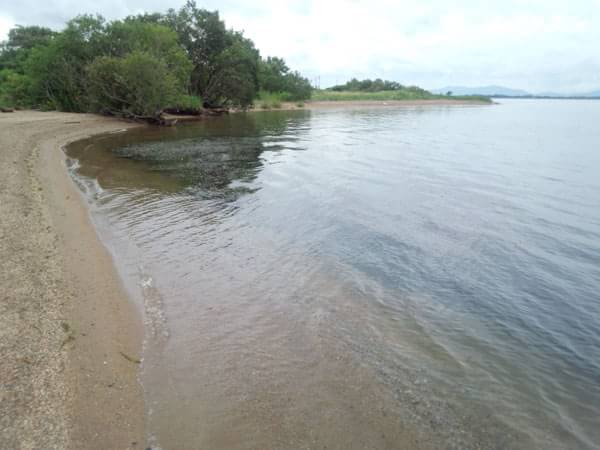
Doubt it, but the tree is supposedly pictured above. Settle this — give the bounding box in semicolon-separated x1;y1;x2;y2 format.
0;25;55;71
104;20;191;88
258;57;290;93
199;31;259;107
165;1;259;107
0;4;312;112
258;56;312;100
330;78;404;92
25;15;107;111
87;51;185;117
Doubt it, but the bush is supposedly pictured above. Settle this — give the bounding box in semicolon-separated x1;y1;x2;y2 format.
87;51;185;117
258;57;312;101
171;95;202;111
0;69;30;107
256;91;283;109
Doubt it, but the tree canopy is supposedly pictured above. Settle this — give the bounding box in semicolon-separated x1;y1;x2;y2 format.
0;1;312;116
258;57;312;101
329;78;407;92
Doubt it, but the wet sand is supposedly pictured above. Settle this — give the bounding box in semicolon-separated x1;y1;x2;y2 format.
0;111;144;449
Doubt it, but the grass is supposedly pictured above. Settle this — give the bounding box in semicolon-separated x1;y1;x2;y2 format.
170;95;203;112
311;89;491;103
256;91;283;109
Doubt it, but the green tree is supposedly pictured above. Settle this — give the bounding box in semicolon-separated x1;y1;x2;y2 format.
0;25;55;71
258;56;290;92
0;5;313;113
25;15;107;111
104;20;191;88
87;51;185;116
200;31;259;107
165;1;259;107
258;56;312;101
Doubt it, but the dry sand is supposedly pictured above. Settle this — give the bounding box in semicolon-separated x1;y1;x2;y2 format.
0;111;144;450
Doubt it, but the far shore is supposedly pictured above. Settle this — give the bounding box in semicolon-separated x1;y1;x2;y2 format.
277;98;492;109
163;97;493;122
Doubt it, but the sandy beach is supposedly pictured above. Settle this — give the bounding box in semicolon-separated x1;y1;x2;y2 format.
0;111;144;450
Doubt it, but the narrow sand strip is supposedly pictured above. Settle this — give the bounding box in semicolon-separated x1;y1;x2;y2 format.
0;111;143;450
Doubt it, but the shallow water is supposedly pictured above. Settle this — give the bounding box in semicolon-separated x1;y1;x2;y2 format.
67;100;600;449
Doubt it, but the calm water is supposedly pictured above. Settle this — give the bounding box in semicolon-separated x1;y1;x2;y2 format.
67;100;600;450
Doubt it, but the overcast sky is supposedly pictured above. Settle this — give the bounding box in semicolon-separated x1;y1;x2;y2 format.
1;0;599;93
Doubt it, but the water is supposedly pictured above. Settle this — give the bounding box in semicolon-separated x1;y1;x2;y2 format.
66;100;600;450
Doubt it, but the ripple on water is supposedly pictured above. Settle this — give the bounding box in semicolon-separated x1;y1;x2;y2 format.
66;102;600;450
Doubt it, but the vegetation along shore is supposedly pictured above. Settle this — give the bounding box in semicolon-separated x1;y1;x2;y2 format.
0;1;489;123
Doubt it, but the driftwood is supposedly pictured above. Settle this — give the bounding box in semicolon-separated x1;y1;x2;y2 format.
1;107;14;113
203;107;229;116
101;106;230;127
163;106;202;116
133;114;177;126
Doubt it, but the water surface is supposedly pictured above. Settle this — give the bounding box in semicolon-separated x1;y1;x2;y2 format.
67;100;600;449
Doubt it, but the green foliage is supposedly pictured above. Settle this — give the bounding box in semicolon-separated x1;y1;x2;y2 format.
319;78;492;103
257;91;283;109
311;89;491;103
0;69;29;106
0;2;309;113
164;1;259;107
329;78;405;92
202;32;259;107
104;20;191;85
258;56;312;101
0;25;55;71
259;57;289;92
87;51;183;116
172;95;203;111
25;15;108;111
311;89;436;101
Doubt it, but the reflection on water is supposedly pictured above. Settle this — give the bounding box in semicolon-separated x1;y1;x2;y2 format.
67;102;600;450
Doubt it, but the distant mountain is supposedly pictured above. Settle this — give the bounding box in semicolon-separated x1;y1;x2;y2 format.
536;91;565;97
431;85;531;97
581;90;600;97
432;85;600;98
537;91;600;98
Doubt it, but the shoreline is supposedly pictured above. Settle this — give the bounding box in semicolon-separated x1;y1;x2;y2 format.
290;98;491;108
0;111;145;449
163;98;493;123
0;101;486;448
249;98;492;112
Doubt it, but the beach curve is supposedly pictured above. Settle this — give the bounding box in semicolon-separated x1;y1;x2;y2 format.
0;111;144;450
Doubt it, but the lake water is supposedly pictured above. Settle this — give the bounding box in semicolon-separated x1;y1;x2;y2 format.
67;99;600;450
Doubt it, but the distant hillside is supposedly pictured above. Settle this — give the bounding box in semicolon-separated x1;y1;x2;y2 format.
433;85;600;98
580;90;600;97
432;85;531;97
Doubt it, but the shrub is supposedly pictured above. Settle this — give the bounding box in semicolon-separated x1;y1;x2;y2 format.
87;51;185;117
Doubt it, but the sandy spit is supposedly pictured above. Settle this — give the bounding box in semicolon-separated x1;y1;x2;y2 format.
0;111;144;450
249;98;492;112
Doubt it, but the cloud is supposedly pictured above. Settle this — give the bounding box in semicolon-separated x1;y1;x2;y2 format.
1;0;599;93
0;14;14;41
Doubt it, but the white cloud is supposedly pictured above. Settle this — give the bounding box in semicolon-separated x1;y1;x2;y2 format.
0;14;14;41
1;0;599;92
